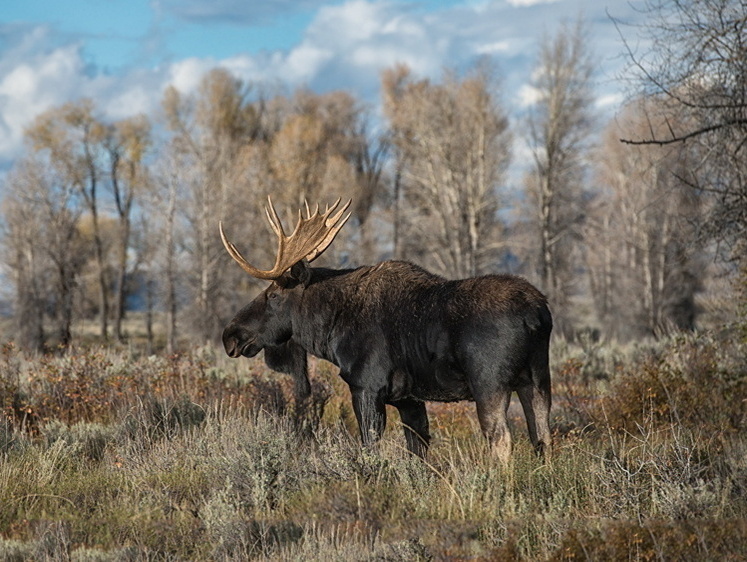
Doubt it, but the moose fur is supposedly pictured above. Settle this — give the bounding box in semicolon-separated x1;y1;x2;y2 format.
222;258;553;461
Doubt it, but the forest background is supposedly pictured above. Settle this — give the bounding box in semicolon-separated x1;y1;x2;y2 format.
2;1;745;352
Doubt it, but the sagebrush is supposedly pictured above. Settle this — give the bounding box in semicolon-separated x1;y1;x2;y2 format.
0;331;745;560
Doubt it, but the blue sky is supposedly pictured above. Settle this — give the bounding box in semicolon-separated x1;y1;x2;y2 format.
0;0;646;168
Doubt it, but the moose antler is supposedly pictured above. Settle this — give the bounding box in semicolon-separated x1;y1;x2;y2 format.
220;196;352;280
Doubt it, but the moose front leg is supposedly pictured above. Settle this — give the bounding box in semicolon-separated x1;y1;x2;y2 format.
351;387;386;448
264;341;310;400
391;399;430;458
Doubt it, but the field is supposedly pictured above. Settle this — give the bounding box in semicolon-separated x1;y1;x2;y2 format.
1;329;746;561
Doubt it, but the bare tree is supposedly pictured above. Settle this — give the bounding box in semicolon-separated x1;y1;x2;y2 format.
382;61;511;278
2;164;48;351
1;157;86;349
587;99;704;339
351;120;389;263
524;19;595;330
617;0;747;258
250;89;386;265
25;100;112;339
145;145;189;353
162;69;262;343
105;115;152;342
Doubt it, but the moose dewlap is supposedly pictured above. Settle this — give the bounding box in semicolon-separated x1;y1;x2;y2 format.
221;197;552;461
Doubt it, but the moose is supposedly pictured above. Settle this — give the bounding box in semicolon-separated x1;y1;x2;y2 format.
220;198;552;461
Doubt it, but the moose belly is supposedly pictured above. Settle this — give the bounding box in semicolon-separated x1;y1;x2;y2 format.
390;362;473;403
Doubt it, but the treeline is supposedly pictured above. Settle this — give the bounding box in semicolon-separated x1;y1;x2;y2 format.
2;8;744;352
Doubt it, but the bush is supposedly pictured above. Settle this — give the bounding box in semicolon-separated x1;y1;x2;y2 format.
593;331;747;435
0;335;745;560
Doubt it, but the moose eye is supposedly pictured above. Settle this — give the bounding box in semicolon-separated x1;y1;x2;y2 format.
268;291;279;300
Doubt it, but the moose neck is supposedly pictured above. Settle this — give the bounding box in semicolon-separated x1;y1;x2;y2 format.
290;265;364;364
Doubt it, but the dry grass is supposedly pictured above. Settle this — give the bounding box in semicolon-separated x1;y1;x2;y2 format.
0;330;746;560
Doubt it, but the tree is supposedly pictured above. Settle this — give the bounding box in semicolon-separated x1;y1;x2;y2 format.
264;89;383;264
105;115;152;342
2;163;49;351
382;62;511;278
25;100;112;339
147;145;189;353
618;0;747;260
162;69;262;343
524;19;595;331
587;100;704;339
1;157;86;349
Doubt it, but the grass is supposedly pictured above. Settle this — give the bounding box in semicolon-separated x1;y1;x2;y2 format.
0;330;746;560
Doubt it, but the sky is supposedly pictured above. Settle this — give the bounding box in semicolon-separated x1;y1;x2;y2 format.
0;0;647;171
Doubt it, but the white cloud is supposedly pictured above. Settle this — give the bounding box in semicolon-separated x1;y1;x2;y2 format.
285;44;334;83
476;40;511;55
0;1;647;169
0;37;86;162
596;92;624;109
0;26;170;165
168;57;214;93
104;83;155;119
516;83;542;107
506;0;559;6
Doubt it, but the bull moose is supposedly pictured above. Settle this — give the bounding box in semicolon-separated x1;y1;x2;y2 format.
220;197;552;461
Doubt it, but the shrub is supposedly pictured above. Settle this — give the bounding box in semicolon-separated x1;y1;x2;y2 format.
593;331;747;435
0;336;745;560
43;421;116;462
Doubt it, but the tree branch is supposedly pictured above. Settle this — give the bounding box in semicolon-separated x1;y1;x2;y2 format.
620;118;747;146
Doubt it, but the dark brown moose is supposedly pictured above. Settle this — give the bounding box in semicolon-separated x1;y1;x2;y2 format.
220;197;552;461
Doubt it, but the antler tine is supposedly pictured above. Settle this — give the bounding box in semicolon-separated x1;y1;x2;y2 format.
305;199;352;263
265;195;285;237
220;221;279;280
221;196;352;280
323;198;349;227
323;197;341;216
304;200;311;219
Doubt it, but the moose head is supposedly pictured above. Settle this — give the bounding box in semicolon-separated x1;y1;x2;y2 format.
219;197;351;359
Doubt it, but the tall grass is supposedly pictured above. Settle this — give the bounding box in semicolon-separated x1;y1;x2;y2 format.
0;331;745;560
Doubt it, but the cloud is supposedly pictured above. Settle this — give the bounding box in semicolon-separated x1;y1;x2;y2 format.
168;57;215;93
596;92;624;109
0;25;170;165
0;26;86;162
506;0;560;6
516;83;542;107
0;0;646;171
278;1;447;93
197;0;445;99
476;40;511;55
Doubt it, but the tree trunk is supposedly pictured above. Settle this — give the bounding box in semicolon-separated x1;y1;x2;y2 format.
165;179;178;354
113;217;130;342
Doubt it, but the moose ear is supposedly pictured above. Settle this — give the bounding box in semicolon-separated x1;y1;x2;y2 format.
289;260;312;286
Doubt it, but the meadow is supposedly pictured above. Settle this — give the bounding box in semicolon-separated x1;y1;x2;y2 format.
0;327;746;561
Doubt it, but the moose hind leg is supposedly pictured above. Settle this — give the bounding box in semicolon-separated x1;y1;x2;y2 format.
392;399;430;458
517;385;539;448
475;387;513;464
518;384;552;459
532;386;552;459
528;346;553;459
351;387;386;448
